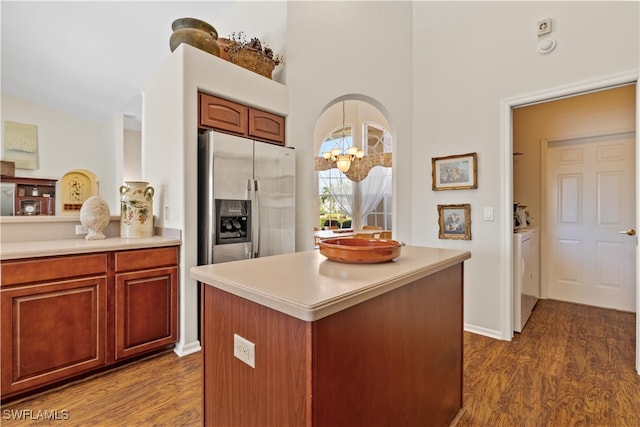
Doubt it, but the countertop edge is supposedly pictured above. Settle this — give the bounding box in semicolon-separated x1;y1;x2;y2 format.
1;235;182;260
191;249;471;322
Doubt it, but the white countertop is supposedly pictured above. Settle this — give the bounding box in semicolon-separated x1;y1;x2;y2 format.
191;246;471;321
0;235;181;260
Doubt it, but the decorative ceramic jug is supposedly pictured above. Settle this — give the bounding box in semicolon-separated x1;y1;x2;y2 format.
120;181;154;238
169;17;220;57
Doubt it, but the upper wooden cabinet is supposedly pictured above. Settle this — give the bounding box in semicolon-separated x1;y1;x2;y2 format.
199;93;285;146
248;108;286;144
199;94;248;135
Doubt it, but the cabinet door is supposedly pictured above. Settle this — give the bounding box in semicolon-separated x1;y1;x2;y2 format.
115;267;178;360
199;93;248;135
249;108;285;145
1;277;107;397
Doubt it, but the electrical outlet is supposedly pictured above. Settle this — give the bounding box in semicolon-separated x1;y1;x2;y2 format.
75;224;89;235
233;334;255;368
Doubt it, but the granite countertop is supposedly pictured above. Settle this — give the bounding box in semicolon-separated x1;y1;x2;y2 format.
1;235;181;260
191;246;471;322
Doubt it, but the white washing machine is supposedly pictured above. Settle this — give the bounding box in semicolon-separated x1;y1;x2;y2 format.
513;228;540;333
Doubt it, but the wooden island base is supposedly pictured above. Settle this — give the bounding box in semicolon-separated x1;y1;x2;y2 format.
201;261;464;426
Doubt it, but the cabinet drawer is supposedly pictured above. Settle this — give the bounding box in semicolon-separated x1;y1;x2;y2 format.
115;247;179;273
1;254;107;287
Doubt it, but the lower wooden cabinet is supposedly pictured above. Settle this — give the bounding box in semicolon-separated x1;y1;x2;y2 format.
1;276;107;397
0;246;179;399
115;266;178;360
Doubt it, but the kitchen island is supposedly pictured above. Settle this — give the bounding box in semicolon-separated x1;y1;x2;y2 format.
191;245;471;427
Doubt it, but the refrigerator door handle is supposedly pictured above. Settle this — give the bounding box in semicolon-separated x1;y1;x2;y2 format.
253;179;260;258
246;179;254;259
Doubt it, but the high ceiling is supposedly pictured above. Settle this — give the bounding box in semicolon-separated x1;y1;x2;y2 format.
1;1;237;124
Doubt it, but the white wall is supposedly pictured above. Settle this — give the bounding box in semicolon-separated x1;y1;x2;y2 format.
144;43;289;356
287;1;415;251
411;1;639;338
123;128;142;181
0;93;119;212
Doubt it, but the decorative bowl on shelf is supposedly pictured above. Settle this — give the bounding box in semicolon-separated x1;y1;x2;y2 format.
318;237;402;264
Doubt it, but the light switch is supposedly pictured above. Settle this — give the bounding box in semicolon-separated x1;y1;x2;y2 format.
483;207;494;221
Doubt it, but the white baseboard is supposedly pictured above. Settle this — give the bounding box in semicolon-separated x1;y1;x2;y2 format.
173;340;202;357
464;323;507;341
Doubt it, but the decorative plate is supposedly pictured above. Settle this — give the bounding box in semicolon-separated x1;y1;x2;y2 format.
318;237;402;264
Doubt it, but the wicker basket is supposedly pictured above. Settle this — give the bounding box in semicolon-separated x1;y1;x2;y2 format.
228;48;276;79
1;160;15;176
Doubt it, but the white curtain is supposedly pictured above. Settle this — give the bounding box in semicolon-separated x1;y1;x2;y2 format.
319;165;390;230
356;165;391;229
319;168;354;220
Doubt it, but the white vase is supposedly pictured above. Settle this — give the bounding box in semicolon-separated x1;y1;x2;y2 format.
80;196;110;240
120;181;154;238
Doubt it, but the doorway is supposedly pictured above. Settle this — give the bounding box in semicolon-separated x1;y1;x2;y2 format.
508;78;638;373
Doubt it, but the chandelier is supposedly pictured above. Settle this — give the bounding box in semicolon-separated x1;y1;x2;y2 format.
315;100;393;182
322;101;363;173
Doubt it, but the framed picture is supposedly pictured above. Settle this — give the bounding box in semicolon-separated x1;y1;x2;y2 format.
438;204;471;240
432;152;477;191
3;121;39;170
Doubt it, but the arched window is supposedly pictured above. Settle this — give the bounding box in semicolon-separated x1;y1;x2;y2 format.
315;100;392;231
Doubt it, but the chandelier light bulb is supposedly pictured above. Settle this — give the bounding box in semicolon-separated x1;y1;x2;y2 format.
336;155;351;172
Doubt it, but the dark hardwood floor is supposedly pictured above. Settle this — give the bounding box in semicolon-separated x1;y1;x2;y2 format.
0;351;202;426
458;299;640;427
1;299;638;426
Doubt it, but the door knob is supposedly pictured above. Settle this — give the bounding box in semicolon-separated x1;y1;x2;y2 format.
619;228;636;236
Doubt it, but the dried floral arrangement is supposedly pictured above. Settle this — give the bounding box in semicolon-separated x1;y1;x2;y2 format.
226;31;284;66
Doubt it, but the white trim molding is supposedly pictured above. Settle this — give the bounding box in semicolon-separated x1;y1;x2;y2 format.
500;71;640;375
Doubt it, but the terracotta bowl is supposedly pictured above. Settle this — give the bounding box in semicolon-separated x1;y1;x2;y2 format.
318;237;402;264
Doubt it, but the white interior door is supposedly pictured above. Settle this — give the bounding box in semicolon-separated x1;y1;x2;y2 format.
545;132;636;312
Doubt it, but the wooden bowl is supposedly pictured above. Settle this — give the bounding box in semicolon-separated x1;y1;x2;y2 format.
318;237;402;264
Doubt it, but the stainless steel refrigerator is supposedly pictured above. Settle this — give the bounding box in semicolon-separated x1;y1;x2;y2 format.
198;130;296;265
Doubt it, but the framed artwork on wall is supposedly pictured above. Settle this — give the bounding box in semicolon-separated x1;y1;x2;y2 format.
438;204;471;240
432;152;477;190
3;121;39;170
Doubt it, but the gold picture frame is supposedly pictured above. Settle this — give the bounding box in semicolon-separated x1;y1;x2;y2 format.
438;204;471;240
432;152;477;190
